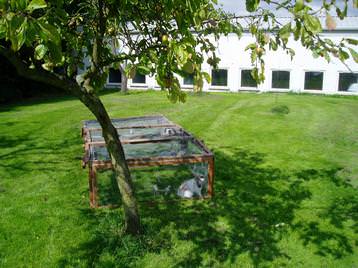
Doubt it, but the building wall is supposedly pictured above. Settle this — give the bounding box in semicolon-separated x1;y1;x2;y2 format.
110;31;358;95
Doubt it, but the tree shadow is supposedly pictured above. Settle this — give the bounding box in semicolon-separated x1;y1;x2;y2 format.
0;129;83;179
140;149;311;267
57;148;357;267
293;221;353;259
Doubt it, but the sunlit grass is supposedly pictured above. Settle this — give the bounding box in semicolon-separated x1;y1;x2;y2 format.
0;90;357;267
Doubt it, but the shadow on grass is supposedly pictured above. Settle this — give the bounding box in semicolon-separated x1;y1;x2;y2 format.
0;130;83;179
0;89;151;112
57;149;357;267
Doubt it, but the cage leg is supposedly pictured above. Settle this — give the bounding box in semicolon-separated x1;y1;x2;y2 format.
89;166;98;208
207;158;214;197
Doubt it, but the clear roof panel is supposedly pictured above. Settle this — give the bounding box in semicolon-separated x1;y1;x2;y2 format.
88;127;186;142
83;115;173;129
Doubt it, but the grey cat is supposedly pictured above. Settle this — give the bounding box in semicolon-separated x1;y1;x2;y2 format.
177;175;205;198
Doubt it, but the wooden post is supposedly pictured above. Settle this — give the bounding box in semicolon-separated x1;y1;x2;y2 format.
207;157;214;197
89;165;95;208
92;166;98;208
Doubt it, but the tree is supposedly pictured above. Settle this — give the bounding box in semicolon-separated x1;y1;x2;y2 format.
119;63;128;93
0;0;356;234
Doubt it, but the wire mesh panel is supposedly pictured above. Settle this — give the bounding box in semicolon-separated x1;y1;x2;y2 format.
95;163;210;206
96;169;121;207
89;139;205;161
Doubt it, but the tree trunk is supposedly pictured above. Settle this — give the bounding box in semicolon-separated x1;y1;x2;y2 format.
119;64;128;93
80;92;140;235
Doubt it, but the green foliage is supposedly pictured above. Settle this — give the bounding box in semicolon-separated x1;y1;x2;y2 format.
246;0;260;12
0;0;356;101
349;48;358;63
303;14;322;34
26;0;47;12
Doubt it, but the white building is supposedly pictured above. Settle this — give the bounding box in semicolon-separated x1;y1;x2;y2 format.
106;16;358;95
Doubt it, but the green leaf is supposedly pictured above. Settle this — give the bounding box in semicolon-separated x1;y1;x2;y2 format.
202;72;211;83
324;38;334;46
17;0;28;10
34;44;47;60
270;40;278;51
345;38;358;46
137;65;151;75
323;51;330;62
37;20;60;45
10;0;16;10
0;18;6;39
9;16;27;51
293;21;302;41
245;43;257;51
182;61;194;74
279;23;291;40
0;0;8;11
304;14;322;34
26;0;47;12
312;50;319;58
246;0;260;12
251;50;257;62
338;49;350;61
294;0;305;12
47;42;62;63
288;48;295;60
125;64;136;78
348;48;358;63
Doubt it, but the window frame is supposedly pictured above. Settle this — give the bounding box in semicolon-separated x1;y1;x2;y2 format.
182;73;195;89
130;72;147;87
303;70;324;91
240;68;258;90
210;68;229;90
107;68;122;85
337;71;358;93
271;70;291;90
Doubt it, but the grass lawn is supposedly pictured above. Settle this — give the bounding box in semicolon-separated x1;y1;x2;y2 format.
0;90;357;267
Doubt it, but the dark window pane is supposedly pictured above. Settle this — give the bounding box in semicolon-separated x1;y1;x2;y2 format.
108;68;121;83
212;69;228;86
241;70;257;87
338;73;358;92
272;71;290;89
304;72;323;90
183;74;194;85
133;73;146;84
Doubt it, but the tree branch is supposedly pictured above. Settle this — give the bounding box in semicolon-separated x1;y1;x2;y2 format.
0;46;79;94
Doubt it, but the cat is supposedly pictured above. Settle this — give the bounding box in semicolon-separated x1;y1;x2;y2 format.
177;175;205;198
162;127;176;136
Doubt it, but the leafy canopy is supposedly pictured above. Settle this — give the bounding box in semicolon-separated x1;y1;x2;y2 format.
0;0;357;102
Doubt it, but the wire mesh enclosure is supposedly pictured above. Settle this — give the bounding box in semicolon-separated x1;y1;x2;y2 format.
82;115;214;208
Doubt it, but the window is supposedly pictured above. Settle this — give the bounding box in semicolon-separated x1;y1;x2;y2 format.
132;73;146;84
304;71;323;90
338;73;358;92
108;68;122;83
272;71;290;89
211;69;228;87
183;74;194;86
241;69;257;88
